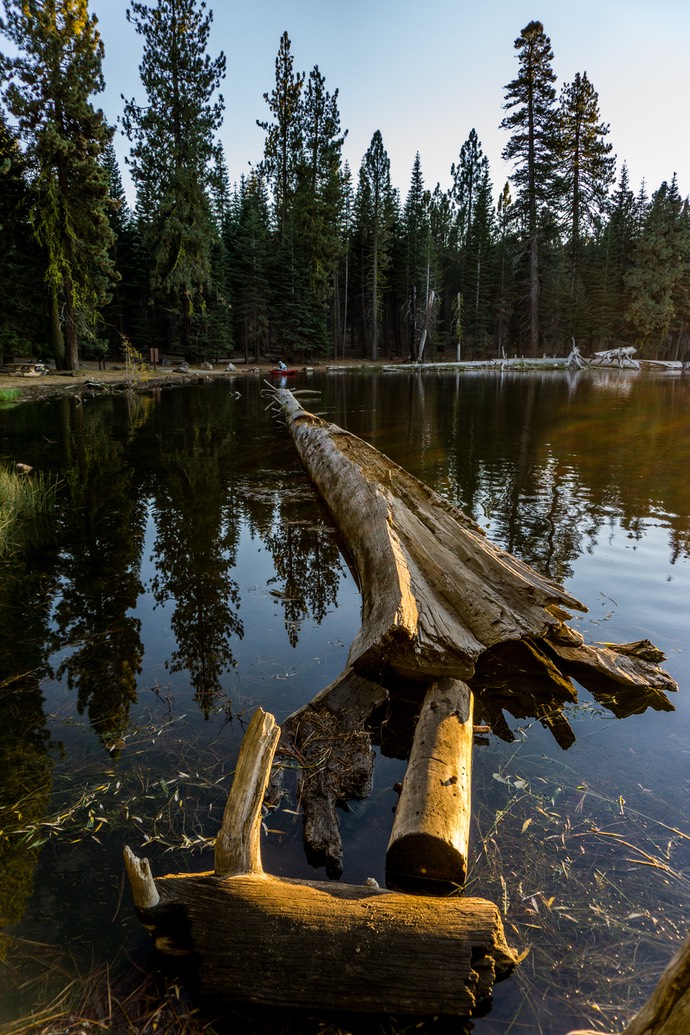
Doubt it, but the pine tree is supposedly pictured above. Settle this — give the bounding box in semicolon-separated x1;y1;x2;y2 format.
464;161;496;355
257;31;304;241
557;72;615;341
99;142;129;354
122;0;226;354
228;173;270;360
428;183;458;355
1;0;115;369
297;65;347;311
450;129;487;248
625;176;690;357
402;153;433;355
336;161;354;356
355;130;397;360
0;106;44;362
558;72;615;250
494;182;520;354
450;130;494;355
594;164;638;344
500;20;559;355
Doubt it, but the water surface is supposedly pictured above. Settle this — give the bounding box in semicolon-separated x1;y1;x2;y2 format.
0;368;688;1033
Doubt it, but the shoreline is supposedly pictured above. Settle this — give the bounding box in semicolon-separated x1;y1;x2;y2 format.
2;354;681;405
0;358;382;404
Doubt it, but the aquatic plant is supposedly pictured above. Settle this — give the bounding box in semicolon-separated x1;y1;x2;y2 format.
0;462;57;560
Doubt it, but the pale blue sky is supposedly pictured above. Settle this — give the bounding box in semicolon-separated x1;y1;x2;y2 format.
90;0;690;203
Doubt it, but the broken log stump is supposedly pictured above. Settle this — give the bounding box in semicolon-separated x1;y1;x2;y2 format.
128;868;516;1015
124;707;517;1017
386;678;474;892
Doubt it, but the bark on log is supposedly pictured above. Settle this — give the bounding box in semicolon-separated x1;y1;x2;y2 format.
386;678;474;891
125;706;517;1017
131;869;515;1015
270;388;586;684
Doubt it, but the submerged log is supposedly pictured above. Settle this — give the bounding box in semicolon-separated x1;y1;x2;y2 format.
125;708;516;1016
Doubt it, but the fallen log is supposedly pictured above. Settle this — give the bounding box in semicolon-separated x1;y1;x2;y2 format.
270;387;586;684
125;708;516;1017
267;389;677;871
386;678;474;892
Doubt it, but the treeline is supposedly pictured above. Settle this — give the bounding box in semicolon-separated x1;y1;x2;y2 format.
1;4;689;369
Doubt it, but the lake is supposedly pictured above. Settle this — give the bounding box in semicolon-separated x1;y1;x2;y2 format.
0;367;688;1034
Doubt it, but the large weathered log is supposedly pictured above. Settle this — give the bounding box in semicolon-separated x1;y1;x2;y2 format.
270;389;675;701
132;870;516;1015
386;678;474;891
268;389;677;868
271;388;586;684
125;707;517;1016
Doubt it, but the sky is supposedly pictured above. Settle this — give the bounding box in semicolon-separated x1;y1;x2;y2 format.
88;0;690;205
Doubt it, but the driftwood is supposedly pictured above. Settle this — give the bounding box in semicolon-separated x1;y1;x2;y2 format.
587;345;640;369
125;708;516;1016
268;389;677;873
271;388;585;684
386;678;474;892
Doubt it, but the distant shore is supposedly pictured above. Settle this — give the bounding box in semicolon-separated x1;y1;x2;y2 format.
2;353;684;405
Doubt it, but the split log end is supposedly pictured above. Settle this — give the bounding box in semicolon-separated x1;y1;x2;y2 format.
124;845;160;909
214;707;280;878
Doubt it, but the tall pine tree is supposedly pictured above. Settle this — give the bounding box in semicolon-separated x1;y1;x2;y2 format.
1;0;115;369
122;0;226;354
257;31;304;242
355;130;396;360
500;20;558;355
402;153;433;355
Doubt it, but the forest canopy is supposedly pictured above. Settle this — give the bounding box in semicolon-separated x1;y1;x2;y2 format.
1;4;689;369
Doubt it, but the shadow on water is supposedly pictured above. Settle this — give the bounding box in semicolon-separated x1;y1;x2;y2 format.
0;370;688;1033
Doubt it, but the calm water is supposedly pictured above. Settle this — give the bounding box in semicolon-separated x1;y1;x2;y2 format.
0;368;688;1033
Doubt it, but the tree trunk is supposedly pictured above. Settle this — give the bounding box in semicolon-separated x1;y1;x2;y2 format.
62;269;79;371
270;388;585;684
49;282;65;370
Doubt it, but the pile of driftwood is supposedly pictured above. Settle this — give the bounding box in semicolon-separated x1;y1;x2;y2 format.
124;388;682;1026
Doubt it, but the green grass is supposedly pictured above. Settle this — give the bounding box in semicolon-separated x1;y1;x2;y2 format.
0;462;57;560
0;388;22;404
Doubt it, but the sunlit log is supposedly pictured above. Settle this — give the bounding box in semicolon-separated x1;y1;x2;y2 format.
125;708;516;1016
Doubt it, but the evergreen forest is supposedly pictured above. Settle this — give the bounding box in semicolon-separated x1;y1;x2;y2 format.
1;3;689;369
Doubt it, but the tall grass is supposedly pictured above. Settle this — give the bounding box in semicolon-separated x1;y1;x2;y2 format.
0;463;57;560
